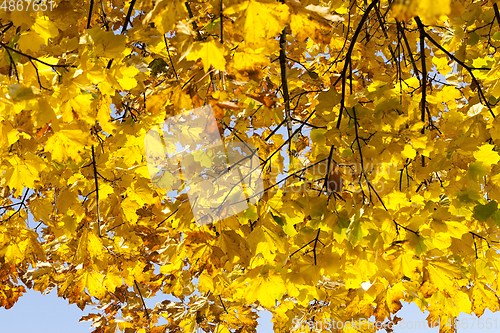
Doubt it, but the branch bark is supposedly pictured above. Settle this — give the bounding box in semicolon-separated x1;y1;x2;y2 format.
87;0;94;29
415;17;427;167
336;0;379;129
279;27;294;155
91;146;101;237
414;16;495;119
107;0;136;69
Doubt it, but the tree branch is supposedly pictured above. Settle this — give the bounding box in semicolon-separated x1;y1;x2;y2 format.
0;42;74;69
100;0;110;31
0;189;28;224
494;3;500;27
397;20;420;80
134;280;151;321
336;0;379;129
279;28;294;155
107;0;136;69
415;17;427;167
414;16;495;119
121;0;136;34
164;35;179;80
91;146;101;237
87;0;94;29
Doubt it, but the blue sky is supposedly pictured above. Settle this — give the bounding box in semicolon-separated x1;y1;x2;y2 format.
2;289;500;332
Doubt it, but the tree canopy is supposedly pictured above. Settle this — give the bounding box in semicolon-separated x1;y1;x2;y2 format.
2;0;500;332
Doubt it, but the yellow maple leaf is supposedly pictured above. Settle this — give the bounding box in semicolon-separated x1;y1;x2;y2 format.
82;27;127;58
44;127;91;163
290;11;333;44
85;271;107;298
401;144;416;159
104;266;123;293
32;17;59;44
472;284;500;317
117;65;140;90
87;230;104;261
224;0;289;50
8;84;38;101
474;144;500;168
186;40;227;72
197;271;215;294
216;324;231;333
426;260;463;294
3;242;24;264
245;268;286;308
75;229;104;265
4;153;45;196
386;282;405;313
18;31;45;53
121;197;141;224
391;0;451;24
143;0;188;34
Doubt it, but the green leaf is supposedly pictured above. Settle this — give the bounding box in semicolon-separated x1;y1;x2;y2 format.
205;17;221;33
243;205;258;221
491;210;500;227
271;212;284;228
271;212;296;236
3;35;21;65
346;208;366;245
468;161;488;182
473;201;498;222
467;32;479;45
149;58;169;76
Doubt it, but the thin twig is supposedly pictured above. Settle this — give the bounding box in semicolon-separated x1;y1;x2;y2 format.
279;27;294;156
336;0;379;129
414;16;495;118
134;280;151;321
4;47;19;81
87;0;94;29
494;3;500;27
156;208;180;229
107;0;136;69
121;0;136;34
0;42;73;69
164;35;179;80
415;17;427;167
219;295;228;313
91;146;101;237
100;0;110;31
0;189;28;224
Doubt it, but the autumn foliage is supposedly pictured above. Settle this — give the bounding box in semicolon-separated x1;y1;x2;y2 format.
2;0;500;332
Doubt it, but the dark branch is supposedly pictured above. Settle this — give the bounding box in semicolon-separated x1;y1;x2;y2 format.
87;0;94;29
121;0;136;34
414;16;495;119
279;28;294;154
134;280;151;321
0;42;74;69
107;0;136;69
415;17;427;167
91;146;101;237
336;0;379;129
494;3;500;27
99;0;110;31
164;35;179;80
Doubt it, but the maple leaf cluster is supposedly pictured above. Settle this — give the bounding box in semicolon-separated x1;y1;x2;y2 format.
1;0;500;333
